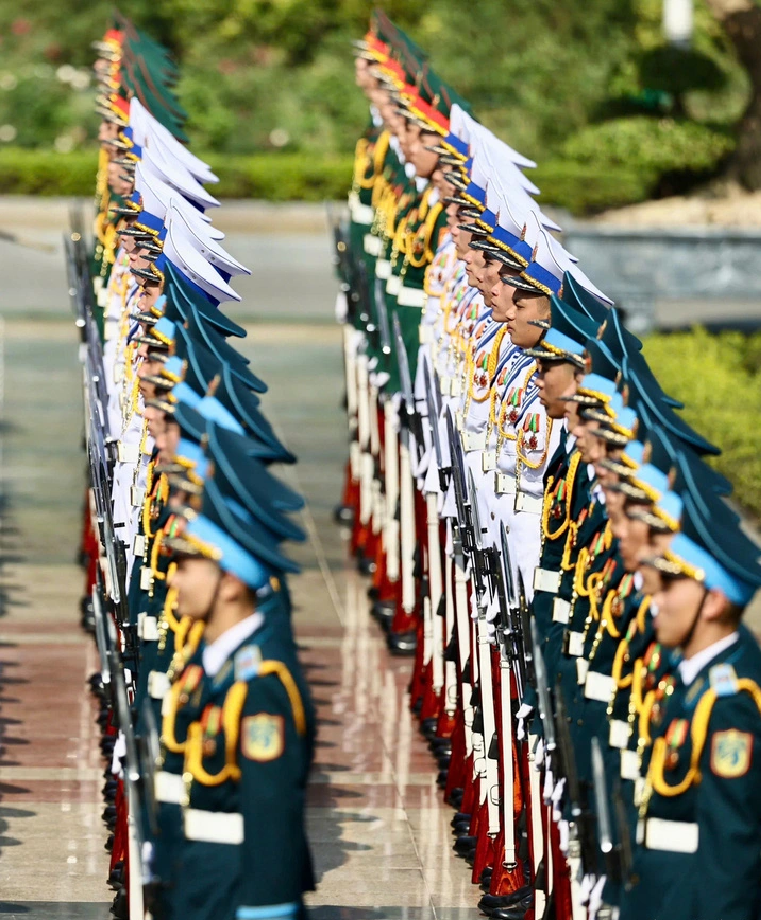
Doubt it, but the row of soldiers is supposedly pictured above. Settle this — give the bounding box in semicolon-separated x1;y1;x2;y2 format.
335;11;761;920
75;16;315;920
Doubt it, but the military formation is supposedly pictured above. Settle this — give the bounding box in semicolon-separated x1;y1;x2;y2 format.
335;10;761;920
73;15;315;920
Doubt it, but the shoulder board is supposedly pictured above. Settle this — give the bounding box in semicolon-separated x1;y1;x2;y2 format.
710;663;739;698
234;644;263;683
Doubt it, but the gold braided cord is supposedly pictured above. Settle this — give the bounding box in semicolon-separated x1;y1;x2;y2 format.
541;451;581;543
353;138;373;189
467;326;509;406
517;419;553;469
649;677;761;797
162;680;188;754
183;681;248;785
257;661;307;736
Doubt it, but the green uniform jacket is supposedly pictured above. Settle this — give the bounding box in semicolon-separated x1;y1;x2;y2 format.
162;598;315;920
622;625;761;920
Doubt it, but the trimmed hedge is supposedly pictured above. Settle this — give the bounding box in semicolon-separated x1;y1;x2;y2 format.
0;146;657;214
643;328;761;520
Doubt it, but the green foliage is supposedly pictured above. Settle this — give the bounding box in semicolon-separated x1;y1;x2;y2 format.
0;0;751;208
0;146;656;213
642;328;761;518
562;117;735;176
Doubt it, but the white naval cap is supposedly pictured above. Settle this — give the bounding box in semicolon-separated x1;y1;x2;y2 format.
135;163;225;241
168;200;250;277
140;142;220;211
129;97;219;185
163;211;242;303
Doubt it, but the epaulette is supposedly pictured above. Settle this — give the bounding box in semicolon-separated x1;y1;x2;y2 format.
710;663;739;697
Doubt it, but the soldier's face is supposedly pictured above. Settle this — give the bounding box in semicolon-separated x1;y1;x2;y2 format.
119;233;136;253
170;555;222;621
464;246;486;289
573;417;604;462
651;575;706;649
452;223;472;260
412;131;440;179
496;287;549;347
129;248;151;271
482;258;502;306
143;404;166;442
619;504;650;572
138;283;161;312
536;360;577;419
99;120;119;143
446;201;460;231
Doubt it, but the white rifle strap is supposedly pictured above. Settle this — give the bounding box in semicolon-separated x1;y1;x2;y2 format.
500;658;516;866
427;492;444;687
384;400;400;581
399;441;416;613
477;618;500;834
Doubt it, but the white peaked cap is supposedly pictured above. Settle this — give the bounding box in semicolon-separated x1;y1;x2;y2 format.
523;211;576;278
163;212;241;303
168;200;250;277
129;97;219;185
489;177;562;235
135;162;225;240
484;137;540;196
140;142;220;210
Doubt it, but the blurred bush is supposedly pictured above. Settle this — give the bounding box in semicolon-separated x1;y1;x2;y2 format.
0;147;655;213
643;327;761;518
0;0;750;209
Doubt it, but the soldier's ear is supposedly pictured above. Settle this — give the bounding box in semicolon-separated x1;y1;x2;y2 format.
702;588;734;624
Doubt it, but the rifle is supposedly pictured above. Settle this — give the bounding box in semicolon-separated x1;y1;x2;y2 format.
374;277;392;358
392;313;424;463
498;527;529;703
423;356;449;493
531;619;556;764
554;679;597;875
106;617;152;896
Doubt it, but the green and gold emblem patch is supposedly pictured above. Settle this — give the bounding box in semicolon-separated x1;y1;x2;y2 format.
241;714;284;762
711;729;752;779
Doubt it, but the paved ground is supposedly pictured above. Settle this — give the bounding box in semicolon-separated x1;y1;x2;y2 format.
0;196;759;918
3;197;761;330
0;313;482;914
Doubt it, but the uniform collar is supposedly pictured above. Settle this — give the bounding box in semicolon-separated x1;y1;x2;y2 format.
677;631;739;686
202;612;264;677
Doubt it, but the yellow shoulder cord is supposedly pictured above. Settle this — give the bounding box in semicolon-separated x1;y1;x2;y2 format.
150;527;168;581
353;138;373;190
183;660;309;788
256;661;307;736
142;463;156;540
649;678;761;798
373;130;390;177
407;200;443;268
542;451;582;544
572;547;590;595
517;418;553;471
636;595;650;632
466;326;509;416
157;569;179;652
162;679;188;754
184;681;249;785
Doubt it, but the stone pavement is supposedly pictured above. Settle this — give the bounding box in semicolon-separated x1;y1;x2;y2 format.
0;315;482;919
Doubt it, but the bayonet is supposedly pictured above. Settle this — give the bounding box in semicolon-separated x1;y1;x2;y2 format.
592;737;613;857
531;618;556;757
375;277;392;357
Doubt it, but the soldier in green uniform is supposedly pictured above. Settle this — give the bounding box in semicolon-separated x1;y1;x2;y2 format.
622;497;761;920
154;451;315;920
